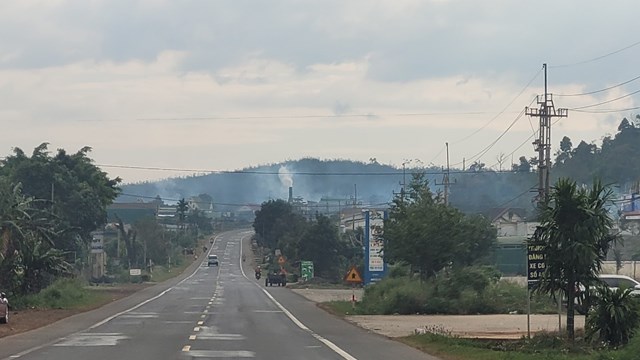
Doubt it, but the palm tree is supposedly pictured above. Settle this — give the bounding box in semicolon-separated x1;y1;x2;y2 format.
0;180;68;295
176;198;189;232
532;178;617;341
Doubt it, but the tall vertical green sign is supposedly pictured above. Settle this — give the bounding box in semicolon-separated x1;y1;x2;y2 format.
301;261;314;281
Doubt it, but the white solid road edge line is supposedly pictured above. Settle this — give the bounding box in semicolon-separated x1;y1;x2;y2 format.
238;233;358;360
2;233;223;360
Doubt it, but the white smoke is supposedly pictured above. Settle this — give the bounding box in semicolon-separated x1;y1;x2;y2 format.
278;166;293;188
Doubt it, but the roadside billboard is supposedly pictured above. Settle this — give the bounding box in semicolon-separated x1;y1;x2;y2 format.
301;261;314;281
91;232;104;254
527;243;545;289
364;210;387;284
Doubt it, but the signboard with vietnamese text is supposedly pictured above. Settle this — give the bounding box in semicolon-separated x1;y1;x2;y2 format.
90;232;104;254
364;210;387;285
527;243;546;289
129;268;142;276
301;261;314;281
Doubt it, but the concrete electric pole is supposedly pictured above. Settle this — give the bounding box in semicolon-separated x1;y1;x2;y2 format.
525;64;568;203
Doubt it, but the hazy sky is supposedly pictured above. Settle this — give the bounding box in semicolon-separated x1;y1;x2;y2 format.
2;1;639;183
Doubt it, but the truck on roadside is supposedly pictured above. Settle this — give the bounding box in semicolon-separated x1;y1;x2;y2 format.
265;271;287;287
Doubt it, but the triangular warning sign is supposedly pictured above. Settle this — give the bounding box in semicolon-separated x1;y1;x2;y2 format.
345;266;363;283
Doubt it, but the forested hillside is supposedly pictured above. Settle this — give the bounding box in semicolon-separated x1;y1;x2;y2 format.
120;116;640;216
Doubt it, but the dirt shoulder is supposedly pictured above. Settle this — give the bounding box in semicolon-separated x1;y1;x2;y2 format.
0;233;214;339
293;288;584;339
348;314;585;339
0;283;149;339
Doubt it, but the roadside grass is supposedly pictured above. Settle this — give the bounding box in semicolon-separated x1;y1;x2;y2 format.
398;331;640;360
322;300;640;359
398;333;597;360
149;259;194;283
12;278;107;310
357;274;558;315
287;278;354;290
318;300;364;317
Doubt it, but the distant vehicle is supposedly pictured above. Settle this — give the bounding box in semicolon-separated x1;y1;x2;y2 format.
207;254;219;267
576;274;640;314
0;292;8;324
265;271;286;287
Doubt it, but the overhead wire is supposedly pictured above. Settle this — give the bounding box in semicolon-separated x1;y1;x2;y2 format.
117;192;392;208
451;95;537;167
99;163;519;176
450;68;542;145
571;105;640;114
556;74;640;97
486;112;568;170
550;39;640;68
569;88;640;110
493;184;538;209
133;111;512;122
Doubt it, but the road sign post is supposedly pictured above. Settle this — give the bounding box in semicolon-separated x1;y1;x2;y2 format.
301;261;314;282
345;266;363;310
527;242;546;338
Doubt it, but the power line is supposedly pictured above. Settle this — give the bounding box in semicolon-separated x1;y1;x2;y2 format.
556;73;640;97
571;105;640;114
550;39;640;68
117;192;392;208
426;144;446;165
451;68;542;145
100;162;546;176
132;111;514;122
451;108;527;167
569;88;640;110
493;184;538;209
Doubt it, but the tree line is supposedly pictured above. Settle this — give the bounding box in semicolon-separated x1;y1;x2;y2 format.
0;143;120;296
252;199;361;281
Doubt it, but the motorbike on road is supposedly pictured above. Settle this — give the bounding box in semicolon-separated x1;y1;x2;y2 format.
255;271;261;280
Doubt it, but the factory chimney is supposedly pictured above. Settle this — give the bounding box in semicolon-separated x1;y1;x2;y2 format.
288;187;293;204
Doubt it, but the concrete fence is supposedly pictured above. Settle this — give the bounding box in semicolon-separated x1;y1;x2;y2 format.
601;261;640;280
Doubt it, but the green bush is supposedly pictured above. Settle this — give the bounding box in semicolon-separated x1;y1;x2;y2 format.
359;266;558;315
586;286;640;347
12;278;98;310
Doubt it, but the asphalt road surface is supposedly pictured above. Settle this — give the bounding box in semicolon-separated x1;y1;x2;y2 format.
0;229;437;360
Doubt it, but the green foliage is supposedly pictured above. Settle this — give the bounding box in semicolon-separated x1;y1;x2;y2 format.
384;171;497;279
12;278;99;310
0;179;72;296
253;199;304;249
253;200;354;282
533;178;618;340
0;144;120;253
358;267;557;315
135;217;170;266
188;208;213;234
299;215;342;280
400;328;640;360
586;286;640;347
555;117;640;184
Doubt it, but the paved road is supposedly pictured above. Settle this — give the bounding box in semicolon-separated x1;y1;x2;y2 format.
0;229;437;360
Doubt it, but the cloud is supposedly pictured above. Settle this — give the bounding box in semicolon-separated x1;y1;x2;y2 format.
1;0;639;183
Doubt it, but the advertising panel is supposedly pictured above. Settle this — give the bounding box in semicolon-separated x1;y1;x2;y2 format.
91;232;104;254
301;261;314;281
364;210;387;284
527;243;546;289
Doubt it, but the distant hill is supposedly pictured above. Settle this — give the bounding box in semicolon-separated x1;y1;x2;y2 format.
119;158;417;211
118;117;640;216
118;157;539;216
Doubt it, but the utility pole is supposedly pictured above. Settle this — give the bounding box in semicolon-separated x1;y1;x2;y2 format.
525;64;568;203
436;143;454;206
394;160;410;203
353;184;357;208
